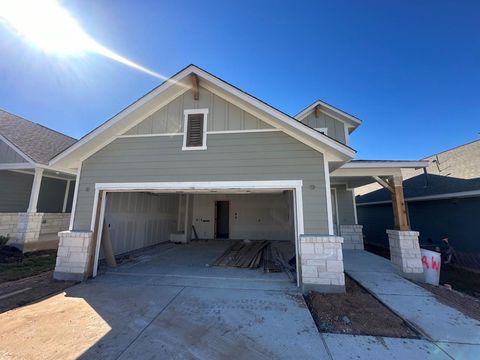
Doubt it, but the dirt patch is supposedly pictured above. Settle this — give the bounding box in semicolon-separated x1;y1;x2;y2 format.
305;276;418;338
0;249;58;283
417;282;480;322
0;271;76;313
439;265;480;299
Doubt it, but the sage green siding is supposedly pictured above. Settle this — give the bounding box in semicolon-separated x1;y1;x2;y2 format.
0;171;33;212
333;184;356;224
73;131;328;234
125;87;273;135
302;112;346;144
0;139;27;164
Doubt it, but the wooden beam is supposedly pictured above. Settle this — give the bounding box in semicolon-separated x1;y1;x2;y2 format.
314;104;321;118
390;175;410;231
191;73;199;100
372;175;393;193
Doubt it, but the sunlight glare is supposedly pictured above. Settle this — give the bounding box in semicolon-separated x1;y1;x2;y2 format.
0;0;168;80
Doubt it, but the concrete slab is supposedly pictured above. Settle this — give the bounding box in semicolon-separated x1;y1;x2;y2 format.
323;334;451;360
344;250;397;273
345;250;480;345
435;341;480;360
0;280;183;360
347;271;432;296
117;286;329;360
379;294;480;344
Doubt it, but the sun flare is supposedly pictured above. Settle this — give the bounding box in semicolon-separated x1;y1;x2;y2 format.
0;0;167;79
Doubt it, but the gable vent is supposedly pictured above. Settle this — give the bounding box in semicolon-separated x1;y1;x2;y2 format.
186;113;204;147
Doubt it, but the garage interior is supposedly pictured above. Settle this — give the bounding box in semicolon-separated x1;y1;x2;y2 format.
96;190;298;287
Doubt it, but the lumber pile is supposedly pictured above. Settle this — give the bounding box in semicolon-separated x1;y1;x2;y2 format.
212;240;295;279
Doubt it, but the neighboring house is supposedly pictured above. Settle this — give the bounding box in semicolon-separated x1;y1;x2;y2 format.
356;140;480;270
48;64;428;292
0;109;77;251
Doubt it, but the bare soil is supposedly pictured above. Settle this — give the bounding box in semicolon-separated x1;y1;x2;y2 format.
306;276;418;338
417;282;480;322
0;271;76;313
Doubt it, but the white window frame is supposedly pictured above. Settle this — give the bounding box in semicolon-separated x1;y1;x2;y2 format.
182;108;208;151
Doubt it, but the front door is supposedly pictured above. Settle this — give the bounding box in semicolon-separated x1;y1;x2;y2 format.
215;201;230;239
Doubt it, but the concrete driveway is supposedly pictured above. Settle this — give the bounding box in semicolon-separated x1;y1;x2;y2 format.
0;242;329;360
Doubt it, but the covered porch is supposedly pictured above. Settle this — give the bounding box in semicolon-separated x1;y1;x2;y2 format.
0;163;76;251
330;160;428;279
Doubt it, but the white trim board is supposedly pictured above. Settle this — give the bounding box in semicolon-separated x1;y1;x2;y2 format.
88;180;304;285
357;189;480;206
116;128;282;139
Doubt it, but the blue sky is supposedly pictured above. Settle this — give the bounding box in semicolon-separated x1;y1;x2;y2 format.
0;0;478;159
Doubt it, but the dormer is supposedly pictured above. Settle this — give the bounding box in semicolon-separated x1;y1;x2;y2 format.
295;100;361;146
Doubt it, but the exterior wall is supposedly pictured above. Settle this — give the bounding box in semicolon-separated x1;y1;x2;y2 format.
40;213;71;236
301;112;346;144
332;184;356;225
0;170;74;213
73;131;329;234
192;192;295;241
0;171;33;212
0;139;27;163
358;197;480;252
125;87;273;136
103;192;179;256
357;203;393;247
0;213;19;238
37;177;73;213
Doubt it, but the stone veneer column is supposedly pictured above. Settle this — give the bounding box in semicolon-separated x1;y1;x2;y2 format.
339;225;364;250
11;212;44;251
54;231;93;281
300;235;345;293
387;229;423;279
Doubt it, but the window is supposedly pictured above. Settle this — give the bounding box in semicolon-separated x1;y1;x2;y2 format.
182;109;208;150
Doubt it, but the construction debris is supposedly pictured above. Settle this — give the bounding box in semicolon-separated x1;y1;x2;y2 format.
212;240;296;279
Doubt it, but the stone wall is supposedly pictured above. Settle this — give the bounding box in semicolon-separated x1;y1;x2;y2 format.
40;213;70;235
300;235;345;293
387;229;423;279
0;213;19;239
340;224;364;250
54;231;93;281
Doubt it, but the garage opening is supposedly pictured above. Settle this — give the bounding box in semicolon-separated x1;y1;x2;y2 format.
91;183;302;287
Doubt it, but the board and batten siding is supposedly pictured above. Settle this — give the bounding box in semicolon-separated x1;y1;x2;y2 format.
301;112;346;144
0;139;27;164
332;184;356;225
73;131;329;234
125;87;273;135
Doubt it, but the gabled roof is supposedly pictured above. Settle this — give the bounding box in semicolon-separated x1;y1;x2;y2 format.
0;109;77;165
50;64;356;169
295;99;362;131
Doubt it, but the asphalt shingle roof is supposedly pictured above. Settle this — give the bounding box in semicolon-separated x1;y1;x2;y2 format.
0;109;77;165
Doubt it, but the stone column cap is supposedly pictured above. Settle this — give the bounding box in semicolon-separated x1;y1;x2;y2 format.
386;229;419;236
300;234;344;243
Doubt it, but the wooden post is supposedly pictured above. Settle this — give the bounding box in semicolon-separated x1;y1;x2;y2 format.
314;104;321;118
372;175;410;231
390;176;410;231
